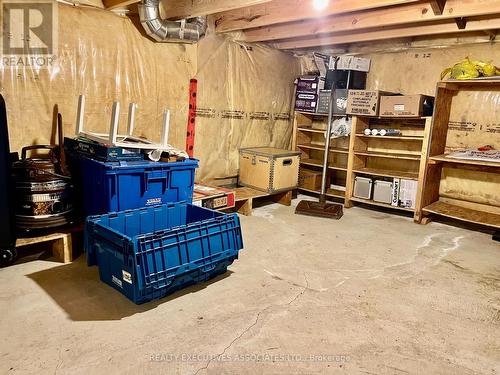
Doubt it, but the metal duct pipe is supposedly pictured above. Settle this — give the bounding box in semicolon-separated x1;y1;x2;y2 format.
138;0;207;43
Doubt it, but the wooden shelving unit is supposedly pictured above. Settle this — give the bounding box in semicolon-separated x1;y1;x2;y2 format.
292;111;349;200
417;79;500;229
345;115;432;219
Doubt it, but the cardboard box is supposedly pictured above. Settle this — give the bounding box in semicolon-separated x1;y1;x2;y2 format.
317;90;331;114
299;168;323;190
295;93;318;113
399;179;418;209
329;56;371;72
313;53;330;77
192;184;235;210
391;178;400;207
333;89;349;115
379;95;435;117
296;76;324;94
239;147;301;193
346;90;398;116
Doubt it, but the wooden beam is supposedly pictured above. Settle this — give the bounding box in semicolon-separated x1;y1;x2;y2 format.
104;0;139;10
214;0;420;33
163;0;273;19
430;0;446;15
455;16;467;29
484;29;498;40
274;15;500;49
244;0;500;42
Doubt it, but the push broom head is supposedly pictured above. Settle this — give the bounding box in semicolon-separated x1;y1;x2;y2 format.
295;199;343;219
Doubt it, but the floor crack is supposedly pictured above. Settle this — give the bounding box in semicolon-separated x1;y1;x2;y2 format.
287;272;309;306
192;306;270;375
193;272;310;375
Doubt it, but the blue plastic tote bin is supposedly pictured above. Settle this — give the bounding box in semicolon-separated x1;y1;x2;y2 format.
84;202;244;304
79;157;198;216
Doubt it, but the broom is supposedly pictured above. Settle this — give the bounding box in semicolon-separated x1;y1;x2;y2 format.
295;83;343;219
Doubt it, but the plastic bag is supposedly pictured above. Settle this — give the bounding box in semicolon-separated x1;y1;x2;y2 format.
324;117;352;139
441;57;500;80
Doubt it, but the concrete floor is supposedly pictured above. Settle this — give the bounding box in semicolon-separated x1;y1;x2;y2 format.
1;197;499;375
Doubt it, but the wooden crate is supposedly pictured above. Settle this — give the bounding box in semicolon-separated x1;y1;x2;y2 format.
239;147;300;193
16;227;82;263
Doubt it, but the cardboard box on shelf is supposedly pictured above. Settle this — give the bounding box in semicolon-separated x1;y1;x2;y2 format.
347;90;398;116
299;168;324;190
333;89;349;115
296;76;325;94
317;90;331;114
295;93;318;113
399;179;418;209
313;53;330;77
329;56;371;72
391;178;400;207
379;95;434;117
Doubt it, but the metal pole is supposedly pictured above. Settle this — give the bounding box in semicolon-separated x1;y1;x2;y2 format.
127;103;137;136
319;88;335;204
76;95;85;136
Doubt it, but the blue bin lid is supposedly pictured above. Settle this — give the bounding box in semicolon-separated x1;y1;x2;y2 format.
84;157;199;170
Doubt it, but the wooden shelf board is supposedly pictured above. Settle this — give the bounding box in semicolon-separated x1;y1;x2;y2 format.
297;127;326;134
350;197;415;212
296;111;345;118
354;150;421;161
298;187;345;199
234;187;269;201
429;154;500;168
353;167;418;180
356;134;424;141
438;78;500;90
297;143;349;154
353;115;431;120
423;201;500;229
300;158;347;171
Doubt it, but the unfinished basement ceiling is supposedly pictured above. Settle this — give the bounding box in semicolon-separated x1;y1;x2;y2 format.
105;0;500;50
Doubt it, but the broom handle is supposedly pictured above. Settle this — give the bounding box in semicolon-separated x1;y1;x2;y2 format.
319;88;335;203
320;70;352;203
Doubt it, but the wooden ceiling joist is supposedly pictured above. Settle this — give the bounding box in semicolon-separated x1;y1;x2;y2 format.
104;0;139;10
214;0;420;33
430;0;447;15
244;0;500;43
274;15;500;49
105;0;272;15
163;0;273;20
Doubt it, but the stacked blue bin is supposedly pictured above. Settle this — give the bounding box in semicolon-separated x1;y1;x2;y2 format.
85;202;243;304
78;157;199;216
65;139;244;304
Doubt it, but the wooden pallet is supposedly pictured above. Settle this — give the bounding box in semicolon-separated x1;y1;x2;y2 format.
16;227;82;263
231;187;293;216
